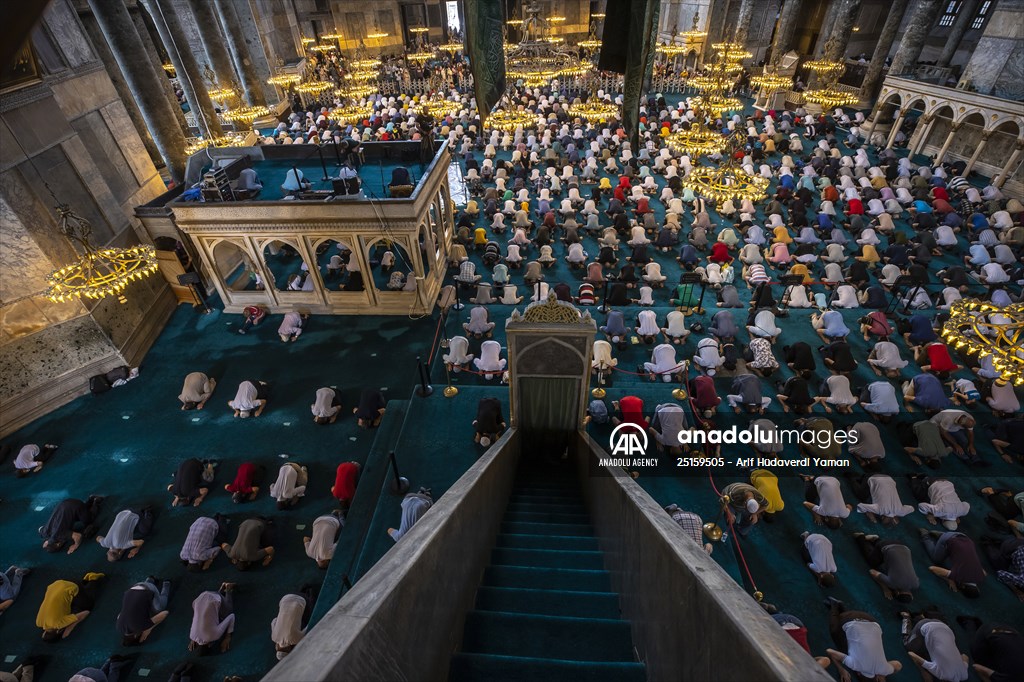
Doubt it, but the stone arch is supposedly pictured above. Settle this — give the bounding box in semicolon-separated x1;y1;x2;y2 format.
210;238;257;291
955;108;985;128
258;237;311;292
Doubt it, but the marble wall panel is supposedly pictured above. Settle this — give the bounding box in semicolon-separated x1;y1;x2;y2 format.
1;98;76;159
100;101;158;188
0;167;79;271
71;111;133;205
60;137;122;243
50;68;119;122
0;197;57;303
44;0;97;69
0;315;118;397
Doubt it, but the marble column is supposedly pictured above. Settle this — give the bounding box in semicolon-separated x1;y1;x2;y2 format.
732;0;755;45
937;0;981;67
79;12;163;168
994;139;1024;187
885;108;907;148
185;0;239;89
825;0;862;61
145;0;222;140
860;0;910;99
213;0;266;106
911;113;935;155
232;0;277;104
814;0;841;57
87;0;187;182
888;0;944;76
935;122;961;162
963;131;991;175
129;4;189;133
770;0;803;62
703;0;732;61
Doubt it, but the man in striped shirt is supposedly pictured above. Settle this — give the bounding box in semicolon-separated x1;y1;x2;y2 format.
665;504;712;554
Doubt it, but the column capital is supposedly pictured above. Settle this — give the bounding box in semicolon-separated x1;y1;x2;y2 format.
949;122;963;132
1015;138;1024;150
920;113;934;124
980;130;993;142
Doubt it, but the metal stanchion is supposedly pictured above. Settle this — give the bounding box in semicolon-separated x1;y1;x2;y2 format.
387;450;410;495
415;355;433;397
443;364;458;397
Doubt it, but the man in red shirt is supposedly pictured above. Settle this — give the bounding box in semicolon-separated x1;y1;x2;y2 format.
331;462;361;511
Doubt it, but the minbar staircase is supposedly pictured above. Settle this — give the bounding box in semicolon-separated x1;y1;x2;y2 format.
448;469;645;682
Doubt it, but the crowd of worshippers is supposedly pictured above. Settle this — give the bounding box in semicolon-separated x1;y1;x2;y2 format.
0;368;440;675
653;466;1023;682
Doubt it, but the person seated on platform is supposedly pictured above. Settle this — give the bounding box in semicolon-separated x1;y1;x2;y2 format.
849;474;914;525
473;397;506;447
228;379;268;418
353;388;386;428
168;458;212;507
304;511;343;569
0;565;31;614
860;381;900;422
463;306;495;339
36;572;105;642
188;583;236;653
388;488;434;541
269;462;307;510
13;443;58;476
116;576;171;646
801;475;852;529
236;168;263;194
853;533;919;603
721;481;768;536
221;517;275;570
801;532;837;586
918;529;986;597
474;340;507;380
40;495;104;554
97;507;155;561
281;168;311;194
929;410;979;464
823;598;902;682
664;504;713;554
180;515;229;570
727;373;771;414
331;461;360;510
643;344;681;383
910;475;971;530
224;462;264;503
277;312;305;343
311;387;342;425
178;372;216;411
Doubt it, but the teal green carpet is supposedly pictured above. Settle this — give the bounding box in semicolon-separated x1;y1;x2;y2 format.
449;471;645;682
0;305;436;680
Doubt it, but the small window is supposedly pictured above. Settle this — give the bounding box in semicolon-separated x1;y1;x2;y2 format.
971;1;991;29
938;1;959;27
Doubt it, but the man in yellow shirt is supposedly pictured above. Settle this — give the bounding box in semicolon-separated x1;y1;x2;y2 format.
36;573;104;641
750;468;784;523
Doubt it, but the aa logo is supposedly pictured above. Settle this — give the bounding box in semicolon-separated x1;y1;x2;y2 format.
609;423;648;456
